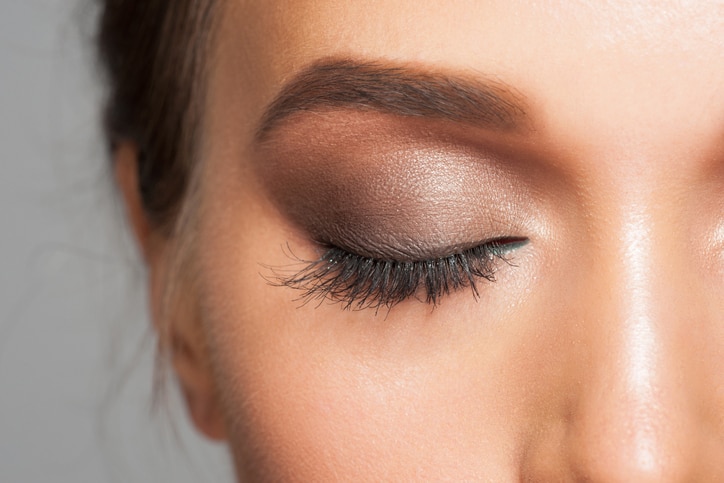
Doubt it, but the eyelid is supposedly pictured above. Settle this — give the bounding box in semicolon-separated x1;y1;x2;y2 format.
254;112;542;241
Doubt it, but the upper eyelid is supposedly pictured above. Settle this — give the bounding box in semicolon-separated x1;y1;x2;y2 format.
255;133;544;253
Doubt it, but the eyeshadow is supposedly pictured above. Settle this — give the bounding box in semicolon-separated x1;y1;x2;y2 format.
253;111;536;261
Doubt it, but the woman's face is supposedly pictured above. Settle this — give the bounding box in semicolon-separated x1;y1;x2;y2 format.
152;0;724;480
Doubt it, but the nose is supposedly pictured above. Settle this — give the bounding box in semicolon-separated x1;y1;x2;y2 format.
521;205;721;481
567;210;695;481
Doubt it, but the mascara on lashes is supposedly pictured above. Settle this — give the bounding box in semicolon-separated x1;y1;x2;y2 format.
268;237;527;310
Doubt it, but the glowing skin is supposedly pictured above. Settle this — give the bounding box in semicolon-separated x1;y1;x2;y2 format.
117;0;724;480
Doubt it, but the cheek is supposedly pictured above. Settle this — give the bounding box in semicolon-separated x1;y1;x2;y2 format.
200;297;523;480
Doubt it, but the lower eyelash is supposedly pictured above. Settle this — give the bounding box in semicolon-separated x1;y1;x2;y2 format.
266;239;524;310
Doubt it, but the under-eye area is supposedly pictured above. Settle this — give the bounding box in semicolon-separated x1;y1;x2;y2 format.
266;237;528;310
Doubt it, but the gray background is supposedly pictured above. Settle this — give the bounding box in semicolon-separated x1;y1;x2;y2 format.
0;2;233;481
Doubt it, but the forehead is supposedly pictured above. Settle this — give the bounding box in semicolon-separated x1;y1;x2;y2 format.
210;1;724;160
232;1;723;59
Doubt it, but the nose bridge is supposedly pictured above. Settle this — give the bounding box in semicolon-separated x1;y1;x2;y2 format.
564;192;698;480
612;204;659;420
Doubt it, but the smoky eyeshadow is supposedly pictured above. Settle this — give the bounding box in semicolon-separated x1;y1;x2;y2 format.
252;113;533;261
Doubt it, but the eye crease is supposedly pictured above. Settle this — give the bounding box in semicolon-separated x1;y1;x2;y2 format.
268;237;528;310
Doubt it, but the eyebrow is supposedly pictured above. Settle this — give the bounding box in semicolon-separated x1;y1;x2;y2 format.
256;59;529;140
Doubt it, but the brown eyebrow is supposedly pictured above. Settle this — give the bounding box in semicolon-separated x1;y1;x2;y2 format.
255;58;529;140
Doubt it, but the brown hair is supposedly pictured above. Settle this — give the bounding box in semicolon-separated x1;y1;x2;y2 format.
97;0;218;233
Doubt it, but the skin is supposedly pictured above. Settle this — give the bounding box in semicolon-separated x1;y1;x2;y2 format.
117;0;724;480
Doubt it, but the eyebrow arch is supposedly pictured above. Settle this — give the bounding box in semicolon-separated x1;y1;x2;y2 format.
255;58;529;140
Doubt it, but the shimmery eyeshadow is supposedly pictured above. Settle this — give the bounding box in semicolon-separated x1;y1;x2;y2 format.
254;111;536;261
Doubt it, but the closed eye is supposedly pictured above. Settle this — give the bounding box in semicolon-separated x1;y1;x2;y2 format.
267;237;528;310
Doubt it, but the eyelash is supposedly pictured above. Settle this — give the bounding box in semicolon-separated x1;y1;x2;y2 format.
268;238;525;310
